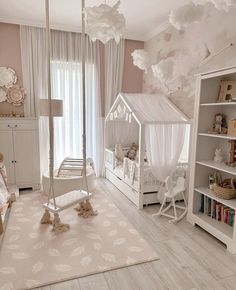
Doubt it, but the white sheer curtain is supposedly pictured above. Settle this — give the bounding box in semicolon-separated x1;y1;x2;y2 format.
51;61;83;165
20;26;49;176
104;39;124;115
145;124;186;182
20;26;103;176
20;26;47;117
145;123;186;202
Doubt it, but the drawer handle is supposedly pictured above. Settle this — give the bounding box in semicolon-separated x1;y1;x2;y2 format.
7;124;18;128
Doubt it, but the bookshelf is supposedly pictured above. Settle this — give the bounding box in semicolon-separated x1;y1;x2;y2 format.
187;66;236;254
198;133;236;140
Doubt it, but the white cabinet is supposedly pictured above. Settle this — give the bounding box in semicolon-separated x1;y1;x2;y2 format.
0;118;40;189
188;66;236;254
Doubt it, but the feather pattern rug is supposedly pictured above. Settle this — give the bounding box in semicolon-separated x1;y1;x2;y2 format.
0;186;158;290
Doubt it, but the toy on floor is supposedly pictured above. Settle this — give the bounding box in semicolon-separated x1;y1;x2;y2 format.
153;176;187;223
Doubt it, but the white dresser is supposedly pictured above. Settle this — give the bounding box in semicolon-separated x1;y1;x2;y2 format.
0;118;40;190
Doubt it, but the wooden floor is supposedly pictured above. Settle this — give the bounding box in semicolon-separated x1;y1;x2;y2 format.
35;178;236;290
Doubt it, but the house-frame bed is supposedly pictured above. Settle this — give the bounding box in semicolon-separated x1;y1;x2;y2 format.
104;93;189;209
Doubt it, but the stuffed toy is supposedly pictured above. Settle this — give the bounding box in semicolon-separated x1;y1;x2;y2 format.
212;113;227;134
214;148;223;163
126;143;138;160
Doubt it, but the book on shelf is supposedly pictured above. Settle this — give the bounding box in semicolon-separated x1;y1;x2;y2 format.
200;194;204;213
199;194;235;227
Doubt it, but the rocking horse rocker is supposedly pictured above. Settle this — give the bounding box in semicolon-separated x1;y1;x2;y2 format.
153;176;187;223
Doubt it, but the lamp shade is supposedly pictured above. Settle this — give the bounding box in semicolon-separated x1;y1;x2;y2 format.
40;99;63;117
84;1;125;44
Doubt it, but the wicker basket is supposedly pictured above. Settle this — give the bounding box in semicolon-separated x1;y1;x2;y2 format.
213;179;236;200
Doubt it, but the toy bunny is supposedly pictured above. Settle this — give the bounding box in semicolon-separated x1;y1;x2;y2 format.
214;148;223;163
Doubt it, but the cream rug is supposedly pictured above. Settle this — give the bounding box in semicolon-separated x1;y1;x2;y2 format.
0;186;158;290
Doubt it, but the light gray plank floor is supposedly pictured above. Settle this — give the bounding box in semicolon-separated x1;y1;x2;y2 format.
35;178;236;290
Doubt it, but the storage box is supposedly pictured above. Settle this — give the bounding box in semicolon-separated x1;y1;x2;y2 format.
218;80;236;102
228;119;236;136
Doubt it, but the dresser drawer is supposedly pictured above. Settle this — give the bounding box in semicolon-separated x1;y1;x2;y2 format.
0;119;38;131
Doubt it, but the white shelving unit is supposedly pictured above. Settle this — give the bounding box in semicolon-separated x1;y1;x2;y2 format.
188;66;236;254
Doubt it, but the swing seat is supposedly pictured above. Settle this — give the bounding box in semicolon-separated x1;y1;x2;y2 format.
43;190;92;213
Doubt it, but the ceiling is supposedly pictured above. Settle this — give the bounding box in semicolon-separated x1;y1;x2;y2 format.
0;0;190;41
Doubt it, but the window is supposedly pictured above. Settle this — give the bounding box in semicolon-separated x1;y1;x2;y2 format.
51;60;98;168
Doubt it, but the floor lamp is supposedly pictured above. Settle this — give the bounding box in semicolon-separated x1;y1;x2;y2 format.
40;98;63;208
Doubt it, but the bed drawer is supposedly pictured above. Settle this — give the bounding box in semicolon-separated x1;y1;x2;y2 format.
105;168;140;208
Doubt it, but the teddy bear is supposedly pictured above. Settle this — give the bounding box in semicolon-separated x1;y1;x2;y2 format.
126;143;138;160
212;113;227;134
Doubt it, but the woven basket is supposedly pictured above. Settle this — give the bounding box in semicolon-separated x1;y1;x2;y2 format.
214;179;236;200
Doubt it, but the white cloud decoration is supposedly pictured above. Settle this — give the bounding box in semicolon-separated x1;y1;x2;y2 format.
193;0;236;12
152;58;175;83
84;0;125;44
151;43;210;94
169;2;205;30
131;49;151;73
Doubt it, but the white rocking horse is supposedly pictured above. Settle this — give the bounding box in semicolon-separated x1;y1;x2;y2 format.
153;176;187;223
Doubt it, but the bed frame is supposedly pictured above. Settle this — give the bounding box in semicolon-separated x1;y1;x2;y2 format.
105;148;161;209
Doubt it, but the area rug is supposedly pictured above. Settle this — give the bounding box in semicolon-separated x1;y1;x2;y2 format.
0;186;158;290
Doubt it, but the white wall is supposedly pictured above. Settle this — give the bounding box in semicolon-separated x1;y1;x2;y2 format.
143;8;236;118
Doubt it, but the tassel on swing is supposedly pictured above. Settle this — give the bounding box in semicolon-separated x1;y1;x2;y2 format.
40;0;98;232
40;209;52;224
75;199;98;218
52;213;70;234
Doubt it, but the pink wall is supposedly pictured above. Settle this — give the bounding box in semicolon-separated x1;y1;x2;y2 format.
0;23;144;117
122;39;144;93
0;23;24;115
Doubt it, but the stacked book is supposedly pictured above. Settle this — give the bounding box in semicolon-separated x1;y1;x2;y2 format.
200;195;235;227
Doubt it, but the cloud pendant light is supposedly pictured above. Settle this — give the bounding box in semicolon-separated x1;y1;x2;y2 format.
84;0;125;44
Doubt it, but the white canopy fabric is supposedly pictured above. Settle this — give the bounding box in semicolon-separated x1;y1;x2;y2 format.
121;93;188;124
107;93;189;200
